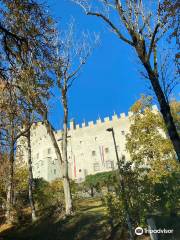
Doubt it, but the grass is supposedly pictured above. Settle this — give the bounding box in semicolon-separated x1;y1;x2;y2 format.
0;198;112;240
0;199;179;240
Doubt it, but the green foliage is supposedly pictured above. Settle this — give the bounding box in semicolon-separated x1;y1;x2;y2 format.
104;98;180;228
14;166;29;206
84;171;117;195
148;159;180;215
0;154;9;207
126;96;175;164
14;167;29;193
170;101;180;135
33;178;64;211
103;192;124;225
103;159;180;228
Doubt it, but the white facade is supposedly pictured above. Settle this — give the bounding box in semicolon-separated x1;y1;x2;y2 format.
17;111;136;182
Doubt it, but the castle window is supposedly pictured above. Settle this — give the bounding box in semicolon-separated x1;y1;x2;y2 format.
92;150;96;156
93;163;100;172
54;169;56;174
121;130;125;135
79;169;82;172
84;169;88;177
106;161;114;169
80;140;82;144
105;147;109;153
47;148;51;154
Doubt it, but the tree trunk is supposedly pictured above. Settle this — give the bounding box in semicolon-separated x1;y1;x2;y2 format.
141;60;180;161
5;143;14;224
44;115;73;215
90;187;94;197
27;131;37;222
63;175;73;215
62;95;73;215
44;120;63;165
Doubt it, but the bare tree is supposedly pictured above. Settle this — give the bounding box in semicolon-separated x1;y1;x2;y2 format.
52;22;98;215
73;0;180;161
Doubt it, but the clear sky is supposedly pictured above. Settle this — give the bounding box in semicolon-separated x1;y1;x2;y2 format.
46;0;179;129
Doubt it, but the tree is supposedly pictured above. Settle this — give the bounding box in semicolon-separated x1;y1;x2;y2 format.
0;83;30;223
0;0;55;81
0;0;56;222
160;0;180;61
126;96;176;165
104;157;180;232
0;153;9;209
73;0;180;161
126;97;180;216
33;178;64;212
84;171;116;196
53;22;97;215
20;109;37;222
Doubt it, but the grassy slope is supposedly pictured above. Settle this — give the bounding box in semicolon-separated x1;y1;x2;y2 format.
1;198;179;240
0;198;111;240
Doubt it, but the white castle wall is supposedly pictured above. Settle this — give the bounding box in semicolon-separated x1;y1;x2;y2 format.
17;106;158;182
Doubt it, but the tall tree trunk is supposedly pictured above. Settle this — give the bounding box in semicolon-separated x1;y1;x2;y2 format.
43;118;73;215
27;130;37;222
141;59;180;161
5;143;14;224
62;95;73;215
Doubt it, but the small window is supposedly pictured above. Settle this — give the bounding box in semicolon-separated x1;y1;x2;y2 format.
122;155;126;161
95;137;97;141
93;163;100;172
47;148;51;154
79;169;82;173
106;161;114;169
92;150;96;156
105;147;109;153
54;169;56;174
121;130;125;135
80;140;82;144
84;169;88;177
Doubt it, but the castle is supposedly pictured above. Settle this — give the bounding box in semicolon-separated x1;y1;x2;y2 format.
17;106;158;182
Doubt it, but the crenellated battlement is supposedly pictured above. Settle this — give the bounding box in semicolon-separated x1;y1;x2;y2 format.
69;105;158;131
71;112;132;130
30;105;158;132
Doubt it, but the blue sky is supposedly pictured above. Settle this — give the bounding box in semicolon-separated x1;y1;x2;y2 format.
47;0;179;129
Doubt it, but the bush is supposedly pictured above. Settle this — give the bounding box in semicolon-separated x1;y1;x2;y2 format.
33;178;64;212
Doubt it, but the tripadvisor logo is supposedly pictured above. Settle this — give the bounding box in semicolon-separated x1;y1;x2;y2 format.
135;227;143;235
